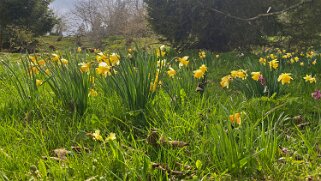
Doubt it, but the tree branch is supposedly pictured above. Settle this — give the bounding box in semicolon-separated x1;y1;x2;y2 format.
199;0;312;21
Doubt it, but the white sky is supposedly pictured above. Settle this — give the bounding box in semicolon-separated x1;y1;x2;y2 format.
49;0;77;14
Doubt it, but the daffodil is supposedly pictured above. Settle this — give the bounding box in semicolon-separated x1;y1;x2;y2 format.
269;54;277;60
300;62;304;66
109;53;120;66
156;45;166;58
29;55;37;63
259;57;266;65
77;47;82;53
199;51;206;59
178;56;189;67
106;132;116;141
96;62;111;77
268;59;279;70
229;113;241;125
278;73;293;85
92;130;103;141
230;69;247;80
303;75;316;84
193;69;205;79
88;89;98;97
312;59;317;65
29;66;39;74
251;72;261;81
199;64;207;73
51;54;60;62
79;62;90;73
37;59;46;66
96;52;108;62
215;54;220;58
36;79;42;87
220;75;232;88
167;67;176;78
61;58;68;65
157;59;167;68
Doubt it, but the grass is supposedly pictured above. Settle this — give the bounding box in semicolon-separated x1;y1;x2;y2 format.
1;41;321;180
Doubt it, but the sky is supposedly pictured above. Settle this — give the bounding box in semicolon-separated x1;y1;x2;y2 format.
49;0;77;14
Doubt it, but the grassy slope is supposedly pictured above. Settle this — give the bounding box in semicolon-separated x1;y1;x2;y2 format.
0;37;321;180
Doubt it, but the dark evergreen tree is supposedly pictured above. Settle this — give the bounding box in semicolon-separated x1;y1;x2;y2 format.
0;0;57;50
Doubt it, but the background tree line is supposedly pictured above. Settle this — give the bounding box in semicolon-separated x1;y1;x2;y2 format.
1;0;321;52
144;0;321;51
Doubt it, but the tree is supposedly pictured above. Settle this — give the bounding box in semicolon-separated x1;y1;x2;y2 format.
0;0;57;51
144;0;318;51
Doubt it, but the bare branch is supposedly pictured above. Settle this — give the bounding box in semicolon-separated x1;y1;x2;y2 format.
199;0;311;21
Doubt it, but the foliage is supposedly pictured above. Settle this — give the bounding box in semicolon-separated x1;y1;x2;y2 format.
0;0;57;51
144;0;321;50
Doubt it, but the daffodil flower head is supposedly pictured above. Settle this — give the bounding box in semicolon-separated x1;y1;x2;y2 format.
269;59;279;70
106;132;116;141
220;75;232;88
303;75;316;84
178;56;189;68
92;130;103;141
251;72;261;81
167;67;176;78
193;69;205;79
278;73;293;85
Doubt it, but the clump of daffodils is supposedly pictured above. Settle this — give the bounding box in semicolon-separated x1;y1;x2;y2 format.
230;69;247;80
193;64;208;79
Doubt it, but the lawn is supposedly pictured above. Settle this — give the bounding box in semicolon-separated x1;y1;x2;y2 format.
0;43;321;180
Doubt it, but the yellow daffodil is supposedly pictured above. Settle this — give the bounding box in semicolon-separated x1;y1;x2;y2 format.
79;62;90;73
230;69;247;80
51;53;60;62
167;67;176;78
29;55;37;63
303;75;316;84
220;75;232;88
88;89;98;97
268;59;279;70
193;69;205;79
269;54;277;60
229;113;241;125
37;59;46;66
312;59;317;65
294;57;299;62
106;132;116;141
109;53;120;66
215;54;220;58
278;73;293;85
199;64;207;73
156;45;166;58
77;47;82;53
157;59;167;68
92;130;103;141
29;66;39;74
96;62;111;77
199;51;206;59
36;79;43;87
251;72;261;81
128;48;133;54
178;56;189;67
61;58;68;65
259;57;266;65
45;68;50;75
300;62;304;66
96;52;108;62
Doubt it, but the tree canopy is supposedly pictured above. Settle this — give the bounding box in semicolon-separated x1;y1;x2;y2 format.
144;0;321;51
0;0;57;51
